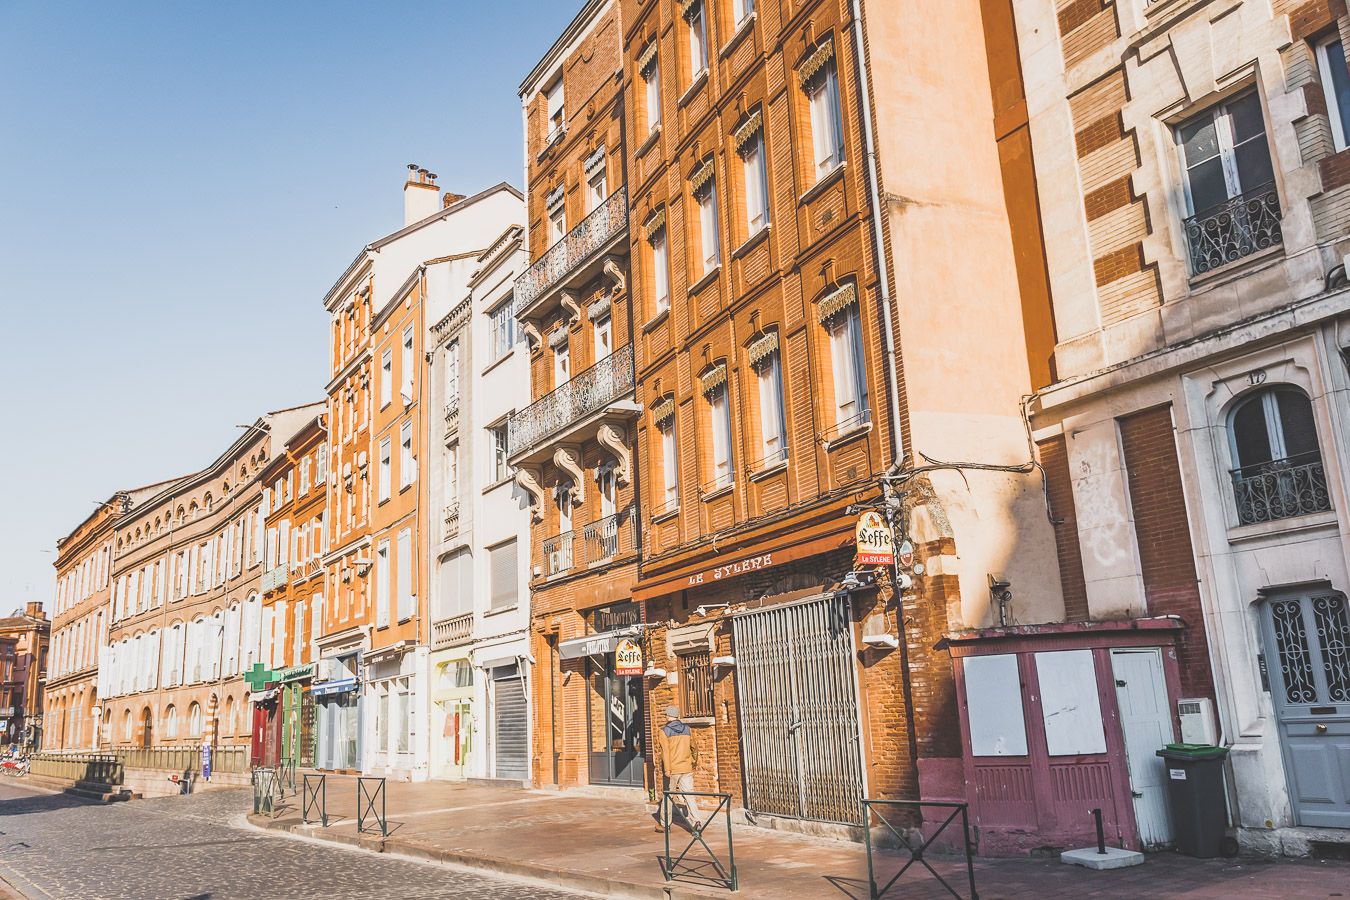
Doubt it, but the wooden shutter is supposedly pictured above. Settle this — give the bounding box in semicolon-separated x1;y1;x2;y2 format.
397;529;413;621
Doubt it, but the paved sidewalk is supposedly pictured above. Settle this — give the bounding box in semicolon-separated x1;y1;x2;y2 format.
247;776;1350;899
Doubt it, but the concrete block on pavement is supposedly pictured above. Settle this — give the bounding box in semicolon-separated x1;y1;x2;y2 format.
1061;846;1146;869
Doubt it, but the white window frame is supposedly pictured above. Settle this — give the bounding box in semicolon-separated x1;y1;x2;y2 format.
755;348;786;464
733;0;755;27
399;419;415;489
490;423;510;483
588;165;608;213
741;130;769;236
401;325;414;401
376;539;391;628
544;75;565;139
1317;35;1350;151
645;61;661;133
380;349;393;408
688;3;708;80
1174;89;1271;216
708;383;733;488
827;303;869;429
488;302;515;362
697;181;720;275
378;437;392;503
593;314;612;362
806;58;844;182
651;226;670;314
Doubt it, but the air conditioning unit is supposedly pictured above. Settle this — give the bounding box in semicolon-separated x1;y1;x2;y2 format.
1178;697;1217;745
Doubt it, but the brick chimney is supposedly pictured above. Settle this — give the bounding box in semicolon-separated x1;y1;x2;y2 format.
24;601;44;620
404;164;440;225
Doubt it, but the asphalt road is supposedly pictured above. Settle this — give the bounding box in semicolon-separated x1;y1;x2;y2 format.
0;780;585;899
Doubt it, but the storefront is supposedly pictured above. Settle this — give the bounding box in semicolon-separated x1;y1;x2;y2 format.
249;688;281;768
276;664;315;769
362;643;426;780
429;652;474;781
313;650;361;772
479;653;530;783
557;601;646;789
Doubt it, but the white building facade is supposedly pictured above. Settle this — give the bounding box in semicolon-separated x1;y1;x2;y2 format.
1013;0;1350;854
427;224;533;783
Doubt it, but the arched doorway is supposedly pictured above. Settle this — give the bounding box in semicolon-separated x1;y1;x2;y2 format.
140;707;153;748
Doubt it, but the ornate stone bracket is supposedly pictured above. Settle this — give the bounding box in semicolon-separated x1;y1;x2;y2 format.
602;256;626;295
515;466;546;522
553;445;586;506
520;320;543;354
560;291;582;327
596;423;631;485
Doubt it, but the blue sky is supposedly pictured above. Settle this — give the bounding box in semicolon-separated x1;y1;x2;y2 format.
0;1;578;609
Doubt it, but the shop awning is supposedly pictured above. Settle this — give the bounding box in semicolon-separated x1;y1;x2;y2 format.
558;626;641;660
310;678;359;697
250;688;279;704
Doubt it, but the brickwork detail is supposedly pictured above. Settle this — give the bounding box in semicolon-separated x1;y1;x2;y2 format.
1038;436;1090;622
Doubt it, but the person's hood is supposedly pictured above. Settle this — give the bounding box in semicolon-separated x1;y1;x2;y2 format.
662;720;691;737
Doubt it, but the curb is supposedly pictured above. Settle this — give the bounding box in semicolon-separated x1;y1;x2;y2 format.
248;814;733;899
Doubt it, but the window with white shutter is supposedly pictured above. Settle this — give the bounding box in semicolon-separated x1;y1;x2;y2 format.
377;540;391;628
489;540;518;611
397;528;414;622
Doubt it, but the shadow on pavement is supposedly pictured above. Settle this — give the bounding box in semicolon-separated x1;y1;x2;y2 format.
0;788;97;817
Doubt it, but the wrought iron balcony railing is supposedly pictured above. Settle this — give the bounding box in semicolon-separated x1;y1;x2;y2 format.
582;505;637;565
508;344;634;456
1184;182;1282;276
513;187;627;317
543;531;574;577
431;612;473;650
1232;452;1330;525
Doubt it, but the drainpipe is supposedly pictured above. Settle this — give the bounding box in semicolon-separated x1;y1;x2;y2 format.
849;0;904;472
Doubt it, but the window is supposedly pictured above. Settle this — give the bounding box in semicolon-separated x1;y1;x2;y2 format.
489;539;518;611
597;464;617;519
378;437;392;502
554;341;570;388
696;179;720;276
651;226;670;315
593;314;612;362
806;55;844;182
555;480;574;533
164;705;178;740
644;58;661;132
376;539;391;628
733;0;755;27
1175;90;1280;274
396;528;413;622
753;339;786;467
399;420;415;489
1228;386;1329;525
188;702;202;738
679;651;715;718
488;302;515;362
489;424;510;482
707;379;733;490
588;163;607;212
380;349;393;408
825;300;869;431
446;441;459;496
444;340;460;406
401;326;414;401
1318;36;1350;150
741;128;769;237
687;2;707;80
436;549;472;619
549;203;566;246
544;75;565;139
316;445;327;482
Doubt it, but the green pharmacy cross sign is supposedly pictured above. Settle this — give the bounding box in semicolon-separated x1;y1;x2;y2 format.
244;663;277;692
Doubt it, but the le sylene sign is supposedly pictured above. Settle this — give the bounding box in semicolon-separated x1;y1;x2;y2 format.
614;638;644;676
855;510;895;566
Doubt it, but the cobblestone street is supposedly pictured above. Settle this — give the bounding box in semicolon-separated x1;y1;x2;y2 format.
0;782;584;900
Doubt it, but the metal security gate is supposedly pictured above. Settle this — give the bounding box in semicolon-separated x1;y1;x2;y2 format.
492;664;530;782
732;594;865;824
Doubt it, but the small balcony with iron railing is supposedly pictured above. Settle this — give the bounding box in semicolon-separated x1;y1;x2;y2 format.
513;187;628;323
1231;451;1331;526
542;531;575;578
261;566;289;594
1184;182;1282;276
581;505;637;568
508;344;639;464
431;611;473;650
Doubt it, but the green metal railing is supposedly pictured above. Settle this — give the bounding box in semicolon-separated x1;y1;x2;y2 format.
357;777;387;836
27;752;123;785
862;799;978;900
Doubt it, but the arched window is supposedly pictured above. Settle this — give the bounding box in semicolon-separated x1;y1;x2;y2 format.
164;704;178;739
123;709;133;741
1229;386;1330;524
223;696;235;735
188;702;202;738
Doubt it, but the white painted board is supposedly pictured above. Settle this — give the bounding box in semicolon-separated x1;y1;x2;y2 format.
1035;649;1107;755
963;654;1028;756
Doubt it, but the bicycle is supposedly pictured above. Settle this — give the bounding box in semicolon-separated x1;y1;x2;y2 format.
0;756;29;777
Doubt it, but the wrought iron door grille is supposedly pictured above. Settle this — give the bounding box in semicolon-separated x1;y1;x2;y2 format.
1231;451;1329;525
1184;182;1282;275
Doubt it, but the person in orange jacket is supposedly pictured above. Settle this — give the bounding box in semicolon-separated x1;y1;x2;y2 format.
655;705;700;832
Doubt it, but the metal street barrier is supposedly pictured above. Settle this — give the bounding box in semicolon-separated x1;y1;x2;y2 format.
357;776;387;837
862;799;977;900
302;773;328;827
660;790;737;892
251;766;279;816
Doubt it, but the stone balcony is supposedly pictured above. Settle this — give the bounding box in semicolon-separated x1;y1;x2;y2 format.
513;187;627;324
507;344;638;465
431;612;473;650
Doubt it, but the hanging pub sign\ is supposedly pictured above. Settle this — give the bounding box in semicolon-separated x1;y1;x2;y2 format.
614;638;644;676
855;510;895;566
